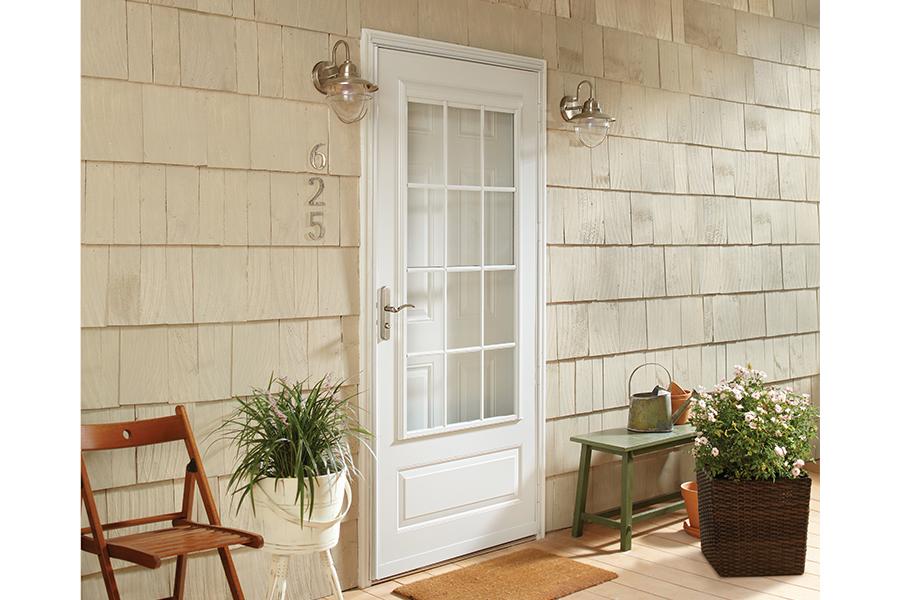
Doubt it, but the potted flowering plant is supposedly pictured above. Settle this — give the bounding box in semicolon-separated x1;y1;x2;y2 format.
690;365;817;577
220;374;371;553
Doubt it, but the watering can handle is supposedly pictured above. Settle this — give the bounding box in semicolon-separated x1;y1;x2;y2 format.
627;362;673;398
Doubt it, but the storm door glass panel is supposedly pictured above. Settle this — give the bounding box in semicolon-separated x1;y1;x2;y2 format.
408;188;445;267
484;192;514;265
408;102;444;184
404;99;518;435
447;107;481;186
484;270;514;345
447;191;481;266
407;271;444;354
447;351;481;425
483;111;514;187
447;271;480;349
484;347;515;418
407;354;445;432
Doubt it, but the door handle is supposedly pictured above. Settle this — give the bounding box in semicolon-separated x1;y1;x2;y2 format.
379;287;415;341
384;303;415;313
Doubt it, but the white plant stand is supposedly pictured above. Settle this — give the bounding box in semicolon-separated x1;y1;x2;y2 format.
258;472;352;600
266;549;343;600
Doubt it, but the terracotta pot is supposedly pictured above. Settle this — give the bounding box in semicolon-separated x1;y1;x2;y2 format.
680;481;700;539
669;381;692;425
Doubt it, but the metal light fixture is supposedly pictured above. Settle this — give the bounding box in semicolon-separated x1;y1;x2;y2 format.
559;80;616;148
312;40;378;124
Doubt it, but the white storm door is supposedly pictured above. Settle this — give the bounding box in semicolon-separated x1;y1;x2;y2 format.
372;46;541;580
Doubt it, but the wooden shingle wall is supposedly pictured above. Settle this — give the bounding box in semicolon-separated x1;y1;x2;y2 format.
82;0;358;596
82;1;818;596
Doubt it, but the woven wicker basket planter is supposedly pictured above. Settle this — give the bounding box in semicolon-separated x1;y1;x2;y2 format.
697;470;811;577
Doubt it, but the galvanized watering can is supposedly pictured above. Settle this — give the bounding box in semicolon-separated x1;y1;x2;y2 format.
626;363;691;433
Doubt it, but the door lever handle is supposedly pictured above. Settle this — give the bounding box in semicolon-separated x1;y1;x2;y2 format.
384;303;415;313
379;287;413;341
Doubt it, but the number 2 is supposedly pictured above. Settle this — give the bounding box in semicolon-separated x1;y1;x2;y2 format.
307;177;325;206
307;177;326;240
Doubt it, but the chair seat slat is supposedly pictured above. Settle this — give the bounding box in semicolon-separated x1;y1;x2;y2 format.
100;523;263;569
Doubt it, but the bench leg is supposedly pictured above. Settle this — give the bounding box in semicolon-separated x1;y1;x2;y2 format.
571;444;592;537
620;452;634;551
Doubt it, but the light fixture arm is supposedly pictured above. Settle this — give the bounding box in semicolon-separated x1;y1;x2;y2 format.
560;79;598;123
575;79;593;102
331;39;350;65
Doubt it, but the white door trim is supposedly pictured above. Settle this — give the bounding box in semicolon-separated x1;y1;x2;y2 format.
357;29;547;588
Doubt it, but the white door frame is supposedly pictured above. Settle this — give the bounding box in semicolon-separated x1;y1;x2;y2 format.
357;29;547;587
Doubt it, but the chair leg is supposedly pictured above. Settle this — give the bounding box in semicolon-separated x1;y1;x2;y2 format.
173;555;188;599
218;547;245;599
96;549;120;600
321;549;343;600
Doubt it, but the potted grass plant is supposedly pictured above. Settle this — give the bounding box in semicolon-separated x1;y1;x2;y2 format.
220;374;371;552
690;365;818;577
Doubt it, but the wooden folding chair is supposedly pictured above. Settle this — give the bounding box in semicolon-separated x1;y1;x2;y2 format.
81;405;264;600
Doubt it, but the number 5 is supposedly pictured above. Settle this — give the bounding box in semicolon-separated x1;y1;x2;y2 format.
307;212;325;240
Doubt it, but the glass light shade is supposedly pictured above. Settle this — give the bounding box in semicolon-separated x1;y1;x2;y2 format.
326;89;373;124
573;118;611;148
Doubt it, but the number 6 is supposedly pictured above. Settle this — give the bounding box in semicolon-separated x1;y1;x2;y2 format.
309;143;327;171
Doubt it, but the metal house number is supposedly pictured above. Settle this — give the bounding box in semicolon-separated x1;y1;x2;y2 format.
306;176;326;240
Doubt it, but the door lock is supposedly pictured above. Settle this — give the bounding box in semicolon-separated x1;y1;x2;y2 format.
379;287;415;341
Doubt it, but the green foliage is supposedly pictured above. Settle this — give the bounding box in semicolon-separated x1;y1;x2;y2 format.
690;365;818;481
219;374;372;523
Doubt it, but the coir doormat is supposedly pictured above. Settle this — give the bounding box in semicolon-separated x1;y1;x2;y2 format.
393;547;618;600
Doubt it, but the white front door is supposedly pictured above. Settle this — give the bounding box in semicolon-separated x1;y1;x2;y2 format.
370;40;543;579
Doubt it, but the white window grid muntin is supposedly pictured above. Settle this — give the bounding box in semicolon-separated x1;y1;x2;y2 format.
401;96;521;437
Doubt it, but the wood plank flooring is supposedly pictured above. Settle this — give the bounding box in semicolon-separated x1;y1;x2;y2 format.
333;471;820;600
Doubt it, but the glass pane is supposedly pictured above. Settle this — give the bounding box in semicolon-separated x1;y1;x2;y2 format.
408;102;443;184
447;191;481;266
484;347;515;418
407;271;444;354
407;354;444;432
484;271;515;345
447;106;480;186
447;351;481;425
484;192;514;265
407;188;445;268
447;271;480;349
484;111;514;187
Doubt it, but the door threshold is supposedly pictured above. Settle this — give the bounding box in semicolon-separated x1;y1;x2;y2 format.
368;535;537;585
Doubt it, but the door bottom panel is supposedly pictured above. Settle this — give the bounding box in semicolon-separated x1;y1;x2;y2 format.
398;447;520;527
375;523;538;580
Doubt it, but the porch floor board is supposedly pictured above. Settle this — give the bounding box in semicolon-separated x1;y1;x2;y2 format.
340;470;820;600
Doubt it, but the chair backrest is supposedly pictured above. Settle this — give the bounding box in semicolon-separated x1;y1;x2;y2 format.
82;414;187;451
81;405;223;539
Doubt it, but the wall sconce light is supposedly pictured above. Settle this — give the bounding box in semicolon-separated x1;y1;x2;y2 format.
312;40;378;124
559;80;616;148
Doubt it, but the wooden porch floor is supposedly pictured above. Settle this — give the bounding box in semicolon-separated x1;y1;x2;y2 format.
338;470;819;600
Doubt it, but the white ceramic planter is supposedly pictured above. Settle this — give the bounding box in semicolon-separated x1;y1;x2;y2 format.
255;469;350;554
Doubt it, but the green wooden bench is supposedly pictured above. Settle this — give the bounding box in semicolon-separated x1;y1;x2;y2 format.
570;424;696;551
